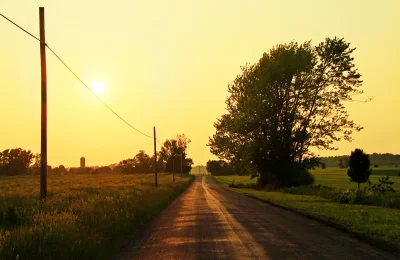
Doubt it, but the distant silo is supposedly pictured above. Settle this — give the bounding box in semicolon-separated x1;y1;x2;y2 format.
80;157;85;168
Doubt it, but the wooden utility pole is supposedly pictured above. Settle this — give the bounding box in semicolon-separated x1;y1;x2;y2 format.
39;7;47;200
172;155;175;183
154;126;158;188
180;154;183;176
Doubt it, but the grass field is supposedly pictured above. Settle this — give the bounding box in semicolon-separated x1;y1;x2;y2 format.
215;167;400;190
311;167;400;190
0;173;192;260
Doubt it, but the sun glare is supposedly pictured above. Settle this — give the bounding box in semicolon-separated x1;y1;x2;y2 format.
92;80;105;95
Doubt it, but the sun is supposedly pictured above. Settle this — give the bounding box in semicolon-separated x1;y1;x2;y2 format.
91;80;105;95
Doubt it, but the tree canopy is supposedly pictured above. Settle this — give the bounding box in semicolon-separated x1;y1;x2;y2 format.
0;148;33;176
347;149;371;189
209;37;363;187
159;134;193;174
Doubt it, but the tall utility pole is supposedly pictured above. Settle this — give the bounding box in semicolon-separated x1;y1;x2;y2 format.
39;7;47;200
153;126;158;188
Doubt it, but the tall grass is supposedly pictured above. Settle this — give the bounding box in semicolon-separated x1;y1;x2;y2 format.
0;173;192;259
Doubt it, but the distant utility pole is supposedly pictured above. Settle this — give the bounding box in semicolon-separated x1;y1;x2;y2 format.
153;126;158;188
39;7;47;200
172;154;175;183
198;165;200;175
180;154;183;177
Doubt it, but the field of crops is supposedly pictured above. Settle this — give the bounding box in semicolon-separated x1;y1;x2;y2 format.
311;167;400;190
216;167;400;190
0;173;192;260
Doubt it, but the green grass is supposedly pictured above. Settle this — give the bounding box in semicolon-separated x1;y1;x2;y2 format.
214;175;257;187
0;173;192;260
214;168;400;190
311;167;400;190
224;187;400;248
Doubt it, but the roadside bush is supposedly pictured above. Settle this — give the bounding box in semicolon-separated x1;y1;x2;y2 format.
365;176;396;194
259;163;315;188
281;184;400;209
334;190;354;204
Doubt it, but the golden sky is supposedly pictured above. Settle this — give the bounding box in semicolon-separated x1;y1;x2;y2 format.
1;0;399;167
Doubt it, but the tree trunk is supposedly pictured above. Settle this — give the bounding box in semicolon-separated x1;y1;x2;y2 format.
358;182;360;190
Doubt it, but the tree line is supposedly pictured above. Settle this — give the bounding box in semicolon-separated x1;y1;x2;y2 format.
208;37;365;188
0;134;193;176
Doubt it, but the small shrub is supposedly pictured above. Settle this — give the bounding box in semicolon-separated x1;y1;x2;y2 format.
2;207;18;226
334;190;353;204
365;176;396;194
228;179;237;188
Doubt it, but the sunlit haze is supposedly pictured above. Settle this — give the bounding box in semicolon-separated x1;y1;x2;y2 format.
91;80;105;95
1;0;399;167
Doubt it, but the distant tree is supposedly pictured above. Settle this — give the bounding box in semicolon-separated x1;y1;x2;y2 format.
116;158;137;174
344;159;349;168
133;150;152;173
47;165;53;175
59;165;66;175
69;167;92;174
0;148;34;176
321;162;326;169
374;164;379;168
206;160;235;176
160;134;193;174
339;159;345;168
347;149;371;190
150;153;166;173
93;166;112;174
206;160;222;175
183;158;194;174
30;153;41;175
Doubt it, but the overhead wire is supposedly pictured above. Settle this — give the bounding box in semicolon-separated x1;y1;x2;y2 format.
0;13;41;42
45;45;153;139
0;12;164;141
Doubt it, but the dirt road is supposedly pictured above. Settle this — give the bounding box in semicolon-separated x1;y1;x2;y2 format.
119;176;397;259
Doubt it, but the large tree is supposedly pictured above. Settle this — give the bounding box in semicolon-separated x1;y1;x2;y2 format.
209;37;364;187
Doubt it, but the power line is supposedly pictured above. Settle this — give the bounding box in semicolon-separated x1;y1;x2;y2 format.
0;12;155;140
0;13;41;42
46;45;153;139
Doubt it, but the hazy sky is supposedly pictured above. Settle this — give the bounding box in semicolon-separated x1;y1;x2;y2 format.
1;0;399;167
